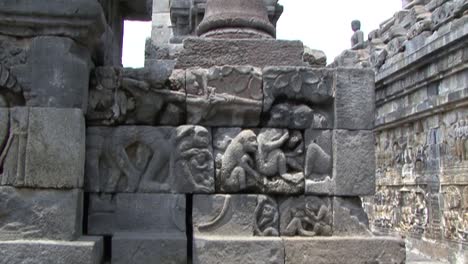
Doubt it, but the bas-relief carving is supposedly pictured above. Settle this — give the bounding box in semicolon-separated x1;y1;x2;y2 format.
279;196;332;237
262;67;334;129
87;66;186;126
0;38;27;107
85;125;214;193
304;130;332;191
214;128;304;194
186;66;263;126
442;185;468;241
254;195;279;236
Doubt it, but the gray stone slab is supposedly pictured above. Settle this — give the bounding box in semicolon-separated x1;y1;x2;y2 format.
0;0;105;44
262;67;335;129
213;128;305;194
332;197;372;236
333;129;375;196
112;232;186;264
88;193;186;235
0;237;103;264
283;237;406;264
193;194;279;237
26;37;92;110
175;38;305;69
279;196;332;237
193;236;284;264
186;66;263;127
334;68;375;130
1;107;85;189
85;125;214;193
0;187;82;240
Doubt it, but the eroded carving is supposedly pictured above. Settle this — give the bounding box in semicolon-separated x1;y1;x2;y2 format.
215;128;304;194
254;195;279;236
280;196;332;236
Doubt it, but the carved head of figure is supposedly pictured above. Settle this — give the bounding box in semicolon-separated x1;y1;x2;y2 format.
286;131;303;149
238;130;258;153
351;20;361;32
292;105;314;128
268;103;290;126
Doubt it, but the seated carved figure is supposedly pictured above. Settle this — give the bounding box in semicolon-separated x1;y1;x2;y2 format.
254;196;279;236
351;20;365;50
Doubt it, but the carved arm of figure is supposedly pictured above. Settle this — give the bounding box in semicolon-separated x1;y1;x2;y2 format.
262;130;289;152
240;154;265;185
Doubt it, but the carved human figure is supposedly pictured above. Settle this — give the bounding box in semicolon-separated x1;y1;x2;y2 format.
351;20;365;50
254;196;279;236
454;119;467;162
283;197;331;236
219;130;262;192
284;131;304;171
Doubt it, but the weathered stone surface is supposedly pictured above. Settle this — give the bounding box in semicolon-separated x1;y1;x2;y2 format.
279;196;332;237
193;236;284;264
283;237;406;264
87;64;186;126
333;130;375;196
0;187;82;240
213;128;305;194
0;237;103;264
303;47;327;67
333;197;371;235
112;233;186;264
304;130;334;195
0;0;105;44
85;125;214;193
334;68;375;130
175;38;305;69
186;66;263;126
329;49;371;69
262;67;334;129
193;194;279;237
88;193;186;235
1;108;85;189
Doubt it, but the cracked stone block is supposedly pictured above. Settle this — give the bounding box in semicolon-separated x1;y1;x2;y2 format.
334;68;375;130
262;67;335;129
0;237;103;264
333;130;375;196
283;237;406;264
279;196;332;237
0;187;82;241
1;108;85;189
213;128;305;194
304;129;333;195
332;197;371;236
87;193;186;235
193;194;279;237
193;236;284;264
112;232;186;264
85;125;214;193
186;66;263;126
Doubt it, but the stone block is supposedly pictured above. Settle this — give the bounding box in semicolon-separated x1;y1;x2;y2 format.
186;66;263;126
0;187;82;240
175;38;305;69
279;196;332;237
26;37;92;110
0;237;103;264
332;197;371;236
112;232;186;264
262;67;335;129
0;0;105;44
193;194;279;237
213;128;305;194
283;237;406;264
1;107;85;189
333;130;375;196
334;68;375;130
88;193;186;235
85;125;214;193
193;236;284;264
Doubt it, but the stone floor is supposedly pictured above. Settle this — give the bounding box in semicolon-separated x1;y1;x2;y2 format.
407;249;448;264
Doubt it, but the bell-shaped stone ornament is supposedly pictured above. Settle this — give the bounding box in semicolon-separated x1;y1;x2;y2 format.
196;0;276;39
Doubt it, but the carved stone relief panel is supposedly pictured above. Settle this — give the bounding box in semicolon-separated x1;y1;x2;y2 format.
192;194;279;237
262;67;334;129
304;129;333;195
85;125;214;193
87;66;186;126
442;185;467;242
279;196;332;237
0;36;28;107
186;66;263;126
213;128;305;194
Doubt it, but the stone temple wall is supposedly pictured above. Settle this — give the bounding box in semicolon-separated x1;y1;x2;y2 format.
0;0;405;263
332;0;468;262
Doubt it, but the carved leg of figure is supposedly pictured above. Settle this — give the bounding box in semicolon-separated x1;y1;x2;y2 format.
284;218;302;236
226;166;246;192
298;225;316;236
262;227;279;236
139;153;171;192
114;148;142;192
